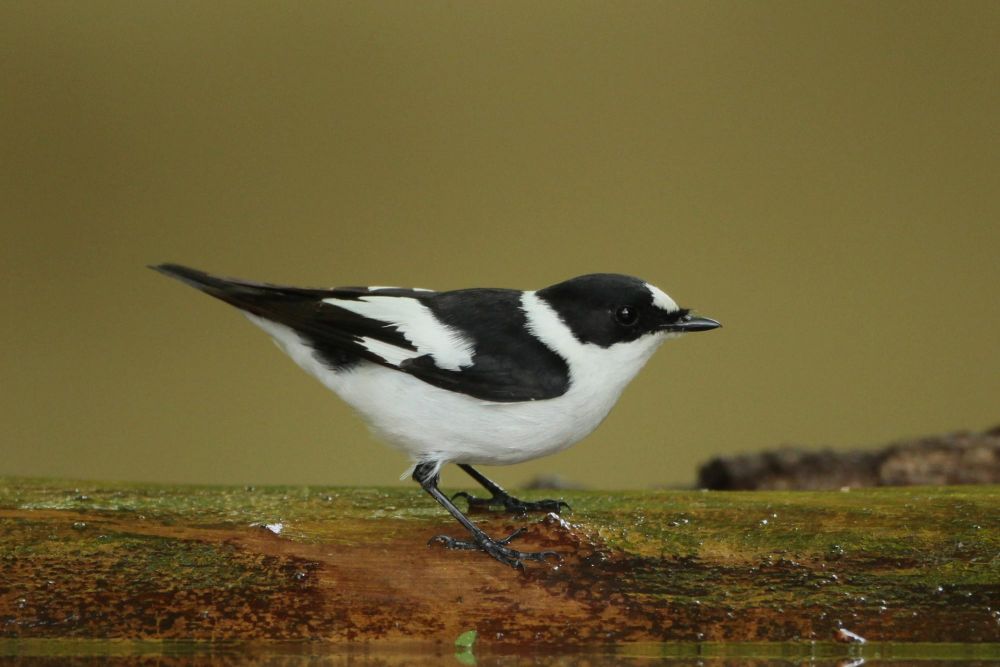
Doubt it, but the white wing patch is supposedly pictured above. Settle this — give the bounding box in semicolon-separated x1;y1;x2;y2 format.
322;295;474;371
644;282;680;312
357;336;415;366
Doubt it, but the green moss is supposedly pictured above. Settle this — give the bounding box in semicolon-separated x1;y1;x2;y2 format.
1;478;997;643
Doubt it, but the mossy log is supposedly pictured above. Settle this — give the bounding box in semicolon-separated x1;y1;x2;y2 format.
1;479;998;647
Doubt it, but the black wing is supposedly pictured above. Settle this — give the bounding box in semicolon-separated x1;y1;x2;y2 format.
403;289;570;402
153;264;570;402
151;263;421;370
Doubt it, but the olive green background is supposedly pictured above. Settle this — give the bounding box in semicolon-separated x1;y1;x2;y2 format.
3;1;998;490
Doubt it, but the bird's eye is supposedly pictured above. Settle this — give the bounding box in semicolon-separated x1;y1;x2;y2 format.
614;305;639;326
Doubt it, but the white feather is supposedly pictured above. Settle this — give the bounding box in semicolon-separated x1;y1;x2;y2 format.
321;296;474;371
244;290;670;471
242;294;664;471
356;336;413;366
644;282;680;312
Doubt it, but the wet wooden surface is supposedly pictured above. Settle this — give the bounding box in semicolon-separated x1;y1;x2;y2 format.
1;479;998;645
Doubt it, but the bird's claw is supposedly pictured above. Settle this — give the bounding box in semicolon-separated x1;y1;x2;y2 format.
450;491;570;515
429;528;562;569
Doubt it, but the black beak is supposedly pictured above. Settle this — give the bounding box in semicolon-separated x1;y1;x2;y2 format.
660;314;721;333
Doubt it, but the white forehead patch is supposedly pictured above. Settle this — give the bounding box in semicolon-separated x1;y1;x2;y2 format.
645;283;679;312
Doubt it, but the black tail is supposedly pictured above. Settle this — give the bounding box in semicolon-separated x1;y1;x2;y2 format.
149;263;330;314
151;263;397;369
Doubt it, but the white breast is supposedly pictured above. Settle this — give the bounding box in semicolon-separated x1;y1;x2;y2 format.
244;294;666;469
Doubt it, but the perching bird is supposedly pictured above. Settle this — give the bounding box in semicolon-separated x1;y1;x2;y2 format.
152;264;720;568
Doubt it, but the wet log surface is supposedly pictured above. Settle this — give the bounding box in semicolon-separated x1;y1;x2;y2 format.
1;479;998;646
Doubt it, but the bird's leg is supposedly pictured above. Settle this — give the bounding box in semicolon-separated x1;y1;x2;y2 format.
413;463;561;570
451;463;570;514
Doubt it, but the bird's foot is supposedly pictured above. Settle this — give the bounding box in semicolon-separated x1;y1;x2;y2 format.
429;528;562;569
451;490;570;515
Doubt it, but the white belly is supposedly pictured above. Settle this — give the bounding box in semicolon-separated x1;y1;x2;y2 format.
245;308;666;467
324;361;614;466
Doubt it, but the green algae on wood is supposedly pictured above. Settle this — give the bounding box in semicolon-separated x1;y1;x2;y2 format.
0;478;997;644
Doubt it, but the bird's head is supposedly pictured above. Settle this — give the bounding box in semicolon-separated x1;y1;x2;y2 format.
535;273;720;348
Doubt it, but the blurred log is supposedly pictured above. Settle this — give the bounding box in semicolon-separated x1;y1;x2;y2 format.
699;424;1000;490
1;478;998;646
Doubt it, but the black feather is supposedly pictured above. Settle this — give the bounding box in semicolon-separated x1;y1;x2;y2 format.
151;264;571;401
406;289;570;401
151;263;417;371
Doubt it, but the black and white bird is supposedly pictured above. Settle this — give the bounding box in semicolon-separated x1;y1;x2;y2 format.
152;264;720;568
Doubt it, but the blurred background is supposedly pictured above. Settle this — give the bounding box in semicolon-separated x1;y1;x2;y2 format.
2;1;997;490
